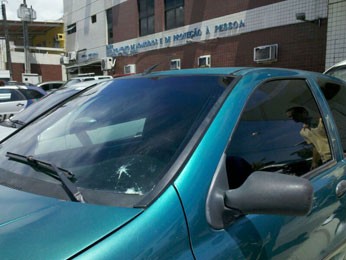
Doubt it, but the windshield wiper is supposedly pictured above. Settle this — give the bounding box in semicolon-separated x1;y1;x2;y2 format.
9;119;25;126
6;152;85;203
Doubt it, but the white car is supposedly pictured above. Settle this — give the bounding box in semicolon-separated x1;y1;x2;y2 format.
324;59;346;82
37;81;66;92
62;75;113;88
0;85;46;122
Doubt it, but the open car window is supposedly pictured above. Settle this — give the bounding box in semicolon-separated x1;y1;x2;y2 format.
226;79;332;189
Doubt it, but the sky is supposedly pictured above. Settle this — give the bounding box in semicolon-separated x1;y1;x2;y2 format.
2;0;63;21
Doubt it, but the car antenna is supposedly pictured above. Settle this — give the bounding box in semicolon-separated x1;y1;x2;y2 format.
142;63;160;75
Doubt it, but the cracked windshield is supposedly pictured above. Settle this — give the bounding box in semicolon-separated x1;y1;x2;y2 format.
0;75;228;206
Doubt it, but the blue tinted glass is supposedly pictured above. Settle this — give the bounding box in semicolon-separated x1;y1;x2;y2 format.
0;75;231;206
227;79;329;189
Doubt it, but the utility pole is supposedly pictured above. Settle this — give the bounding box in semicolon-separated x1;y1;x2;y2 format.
17;0;36;74
1;1;13;80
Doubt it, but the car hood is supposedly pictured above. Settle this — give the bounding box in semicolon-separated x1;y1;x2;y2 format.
0;184;143;259
0;125;16;140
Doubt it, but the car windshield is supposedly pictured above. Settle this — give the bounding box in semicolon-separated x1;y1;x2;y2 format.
8;88;79;126
0;75;231;207
9;82;103;127
62;79;82;88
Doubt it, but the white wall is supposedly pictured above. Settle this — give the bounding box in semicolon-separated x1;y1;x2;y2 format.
325;0;346;69
63;0;127;58
11;51;62;65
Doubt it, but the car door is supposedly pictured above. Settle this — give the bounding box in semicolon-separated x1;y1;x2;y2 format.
0;88;27;121
176;76;346;259
221;78;346;259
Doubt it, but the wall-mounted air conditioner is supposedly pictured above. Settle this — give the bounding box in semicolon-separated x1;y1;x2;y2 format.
198;55;211;68
124;64;136;74
101;57;114;71
170;59;181;70
253;44;278;63
68;51;77;61
60;56;69;65
55;33;65;41
22;73;42;85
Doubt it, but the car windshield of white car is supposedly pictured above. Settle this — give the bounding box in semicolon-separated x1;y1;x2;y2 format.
0;75;232;207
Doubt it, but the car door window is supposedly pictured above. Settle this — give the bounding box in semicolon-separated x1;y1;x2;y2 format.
318;79;346;154
226;79;332;188
41;84;51;91
18;89;44;100
0;89;24;102
52;83;62;90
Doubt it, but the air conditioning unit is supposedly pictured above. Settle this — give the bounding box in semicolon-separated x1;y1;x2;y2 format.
22;73;42;85
170;59;181;70
55;33;65;41
68;51;77;61
101;57;114;71
198;55;211;68
124;64;136;74
254;44;278;63
60;56;69;65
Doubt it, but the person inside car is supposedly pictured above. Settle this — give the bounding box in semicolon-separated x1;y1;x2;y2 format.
286;106;331;169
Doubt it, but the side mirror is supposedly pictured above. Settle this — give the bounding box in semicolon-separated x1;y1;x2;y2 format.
206;156;313;230
225;171;313;216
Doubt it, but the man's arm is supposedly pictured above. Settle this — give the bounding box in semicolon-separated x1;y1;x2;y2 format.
311;146;321;169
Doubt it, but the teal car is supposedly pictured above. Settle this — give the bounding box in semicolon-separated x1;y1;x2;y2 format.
0;68;346;259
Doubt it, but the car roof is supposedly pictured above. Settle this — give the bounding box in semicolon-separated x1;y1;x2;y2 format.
134;67;318;79
37;81;65;86
70;75;113;80
1;85;38;89
0;84;47;95
68;79;111;88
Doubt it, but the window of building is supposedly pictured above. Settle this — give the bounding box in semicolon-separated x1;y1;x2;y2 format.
226;79;332;189
138;0;155;36
106;8;113;44
91;14;97;24
67;23;76;35
165;0;184;30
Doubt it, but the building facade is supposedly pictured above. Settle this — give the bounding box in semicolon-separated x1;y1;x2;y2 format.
63;0;345;77
0;19;65;83
326;0;346;68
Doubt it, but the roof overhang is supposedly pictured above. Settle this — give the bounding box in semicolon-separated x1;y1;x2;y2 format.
65;59;101;69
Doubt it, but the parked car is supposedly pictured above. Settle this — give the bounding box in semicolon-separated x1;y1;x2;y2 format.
0;68;346;259
62;74;113;88
0;84;46;122
37;81;66;92
324;59;346;82
0;79;111;140
6;81;37;86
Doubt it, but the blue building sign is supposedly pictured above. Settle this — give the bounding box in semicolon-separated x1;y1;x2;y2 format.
107;19;245;57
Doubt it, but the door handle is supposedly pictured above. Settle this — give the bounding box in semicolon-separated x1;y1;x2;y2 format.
16;103;24;107
336;180;346;198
